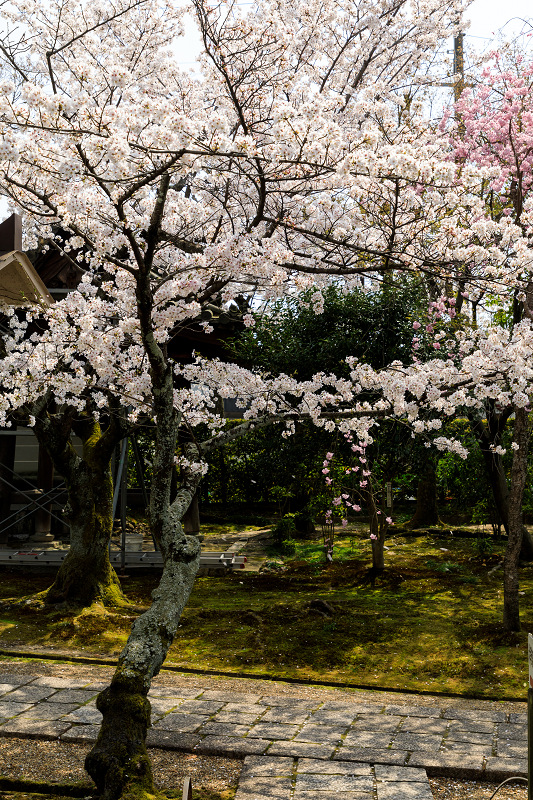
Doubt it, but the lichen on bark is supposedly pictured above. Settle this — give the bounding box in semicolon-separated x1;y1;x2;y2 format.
85;524;200;799
28;405;130;609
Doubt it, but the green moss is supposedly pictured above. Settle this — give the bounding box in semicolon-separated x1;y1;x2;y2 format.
120;789;166;800
1;795;83;800
86;681;155;800
111;666;150;698
44;552;130;609
0;793;234;800
0;532;532;698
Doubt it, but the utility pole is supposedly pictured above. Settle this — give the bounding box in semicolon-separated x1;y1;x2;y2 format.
413;29;467;108
439;32;466;132
440;32;465;101
453;32;465;103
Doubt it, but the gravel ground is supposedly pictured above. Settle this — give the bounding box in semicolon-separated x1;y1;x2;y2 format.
0;739;528;800
0;655;528;799
0;738;243;793
430;778;527;800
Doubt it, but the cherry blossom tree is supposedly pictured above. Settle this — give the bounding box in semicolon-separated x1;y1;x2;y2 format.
447;49;533;630
330;317;533;632
0;295;164;609
0;0;524;795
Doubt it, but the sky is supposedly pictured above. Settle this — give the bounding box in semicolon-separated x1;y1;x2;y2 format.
466;0;529;41
177;0;531;68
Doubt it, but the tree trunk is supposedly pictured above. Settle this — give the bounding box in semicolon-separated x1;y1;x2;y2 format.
470;412;533;561
183;491;200;534
408;462;439;528
45;456;124;607
85;525;200;800
520;524;533;560
368;492;384;569
371;536;385;570
503;407;532;632
479;447;510;532
31;411;128;609
219;447;228;506
482;446;533;559
34;443;54;541
85;222;202;800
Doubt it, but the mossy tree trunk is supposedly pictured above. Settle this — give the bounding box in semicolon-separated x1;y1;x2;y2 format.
31;403;129;608
84;402;201;800
503;407;532;632
45;442;123;607
84;485;200;800
85;174;202;800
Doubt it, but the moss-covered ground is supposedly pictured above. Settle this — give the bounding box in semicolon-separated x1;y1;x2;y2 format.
0;794;77;800
0;530;532;699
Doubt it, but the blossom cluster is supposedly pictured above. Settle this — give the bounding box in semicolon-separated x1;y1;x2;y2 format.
0;0;530;489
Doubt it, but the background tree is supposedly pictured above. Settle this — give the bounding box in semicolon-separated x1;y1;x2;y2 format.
0;299;136;607
444;48;533;625
234;282;424;378
233;281;440;551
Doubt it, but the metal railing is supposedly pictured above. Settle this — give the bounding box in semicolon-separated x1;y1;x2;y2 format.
0;548;247;570
0;466;67;536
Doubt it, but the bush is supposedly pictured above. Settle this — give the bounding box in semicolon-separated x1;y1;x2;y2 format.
474;535;494;560
272;515;296;548
281;538;297;555
293;508;315;537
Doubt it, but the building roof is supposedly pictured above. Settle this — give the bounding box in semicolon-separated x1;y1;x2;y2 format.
0;250;52;307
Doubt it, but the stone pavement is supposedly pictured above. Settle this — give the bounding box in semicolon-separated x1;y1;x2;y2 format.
0;670;527;798
235;756;434;800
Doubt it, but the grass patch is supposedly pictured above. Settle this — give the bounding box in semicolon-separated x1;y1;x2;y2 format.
0;532;531;699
